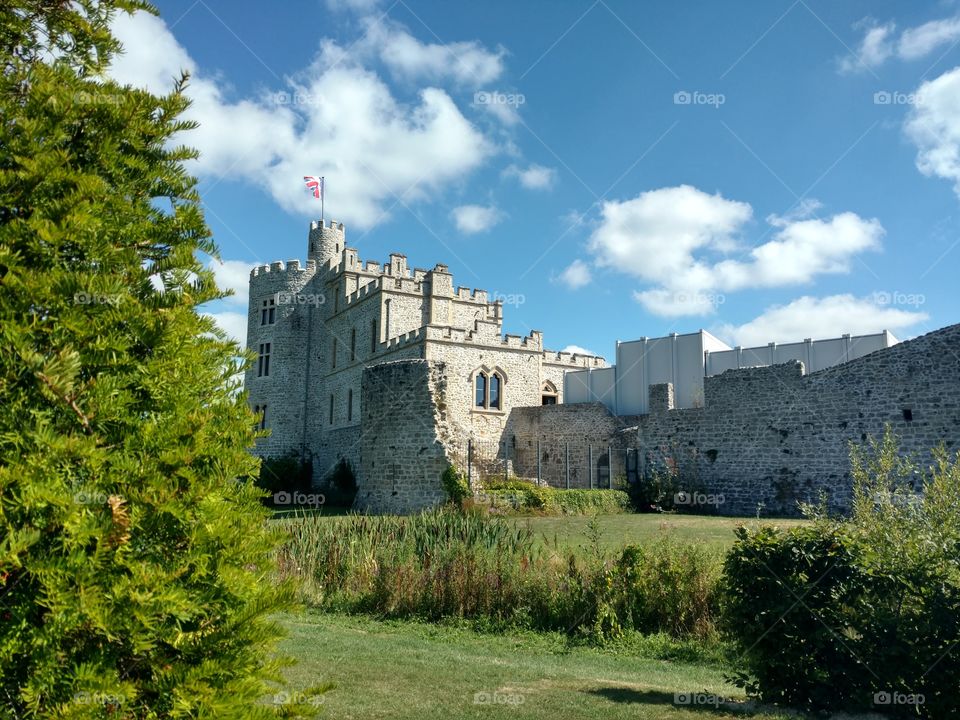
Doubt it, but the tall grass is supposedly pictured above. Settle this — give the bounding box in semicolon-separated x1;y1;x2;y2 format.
276;508;722;642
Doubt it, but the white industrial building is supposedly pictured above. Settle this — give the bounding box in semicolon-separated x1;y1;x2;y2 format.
564;329;898;416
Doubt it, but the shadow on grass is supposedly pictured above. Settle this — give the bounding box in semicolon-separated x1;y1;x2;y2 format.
585;687;775;716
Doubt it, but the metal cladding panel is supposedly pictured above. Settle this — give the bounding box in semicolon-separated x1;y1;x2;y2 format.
676;333;706;408
563;369;592;404
615;340;648;415
590;367;617;411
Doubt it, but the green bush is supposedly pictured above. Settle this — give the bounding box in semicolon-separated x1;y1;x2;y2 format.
475;480;631;516
721;428;960;717
0;3;307;716
323;458;357;507
441;465;470;506
258;451;314;498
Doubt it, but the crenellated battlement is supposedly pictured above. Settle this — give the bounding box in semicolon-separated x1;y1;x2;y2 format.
250;258;317;278
543;350;607;367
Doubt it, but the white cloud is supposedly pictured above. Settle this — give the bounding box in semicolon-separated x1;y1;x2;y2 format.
899;16;960;60
714;294;928;347
451;204;501;233
560;344;599;357
839;15;960;72
905;66;960;197
504;163;558;190
586;185;883;317
839;21;895;73
557;259;592;289
360;18;505;86
203;310;249;346
108;11;495;229
209;258;256;307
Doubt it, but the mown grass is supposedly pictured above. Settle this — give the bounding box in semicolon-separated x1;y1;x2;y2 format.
278;611;801;720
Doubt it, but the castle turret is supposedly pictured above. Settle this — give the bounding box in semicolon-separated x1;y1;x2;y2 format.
308;219;345;268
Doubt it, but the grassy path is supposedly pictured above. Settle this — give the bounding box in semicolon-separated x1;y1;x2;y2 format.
279;612;798;719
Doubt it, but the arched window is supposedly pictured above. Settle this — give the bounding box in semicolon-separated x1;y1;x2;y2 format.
541;380;558;405
475;373;486;408
489;374;501;409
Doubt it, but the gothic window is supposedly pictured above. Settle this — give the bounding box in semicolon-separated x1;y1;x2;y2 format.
350;328;356;361
260;297;275;325
489;374;501;410
473;369;505;410
541;380;558;405
252;405;267;430
257;343;271;377
370;318;377;353
348;389;353;422
475;373;486;408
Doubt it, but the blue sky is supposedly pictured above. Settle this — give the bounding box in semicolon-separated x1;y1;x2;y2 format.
110;0;960;360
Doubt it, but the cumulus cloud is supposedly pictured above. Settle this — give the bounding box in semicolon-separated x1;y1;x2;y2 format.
358;17;506;86
714;294;928;347
108;11;495;229
451;204;502;233
560;344;599;357
586;185;883;317
203;310;249;346
840;15;960;72
905;66;960;197
504;163;558;190
557;259;592;289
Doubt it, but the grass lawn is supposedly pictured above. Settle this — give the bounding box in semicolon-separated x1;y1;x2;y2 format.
279;612;798;720
511;513;807;553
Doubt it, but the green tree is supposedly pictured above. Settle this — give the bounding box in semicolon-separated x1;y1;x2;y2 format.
0;2;317;716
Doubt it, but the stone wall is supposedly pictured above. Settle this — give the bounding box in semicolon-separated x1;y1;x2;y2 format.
356;359;453;513
521;323;960;516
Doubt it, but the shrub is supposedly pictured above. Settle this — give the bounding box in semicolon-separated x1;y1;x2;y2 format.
258;451;314;498
475;480;631;516
441;464;470;506
721;428;960;717
323;458;357;507
0;3;305;716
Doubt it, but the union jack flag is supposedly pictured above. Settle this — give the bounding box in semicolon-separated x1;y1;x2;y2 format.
303;176;323;199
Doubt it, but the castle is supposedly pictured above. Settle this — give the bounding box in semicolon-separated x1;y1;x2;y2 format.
246;220;960;515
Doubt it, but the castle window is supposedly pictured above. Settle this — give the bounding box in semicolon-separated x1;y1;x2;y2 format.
261;297;275;325
384;299;391;339
473;369;506;410
329;394;335;425
489;374;501;410
253;404;267;430
370;319;377;353
348;389;353;422
541;380;558;405
903;408;913;422
332;338;337;368
257;343;271;377
334;284;339;313
350;328;356;361
475;373;486;408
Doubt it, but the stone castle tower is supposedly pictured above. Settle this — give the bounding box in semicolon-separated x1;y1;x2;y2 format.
245;219;605;510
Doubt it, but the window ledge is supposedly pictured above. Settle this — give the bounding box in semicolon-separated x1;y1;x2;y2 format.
471;407;505;416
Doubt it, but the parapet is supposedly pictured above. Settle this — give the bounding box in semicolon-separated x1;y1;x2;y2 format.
250;258;316;278
543;350;607;367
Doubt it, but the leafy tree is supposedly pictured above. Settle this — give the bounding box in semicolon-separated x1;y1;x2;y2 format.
0;2;320;716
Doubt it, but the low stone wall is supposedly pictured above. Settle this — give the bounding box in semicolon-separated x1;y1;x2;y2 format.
356;359;452;513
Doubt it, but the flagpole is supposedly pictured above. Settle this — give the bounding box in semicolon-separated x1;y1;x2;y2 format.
321;176;325;222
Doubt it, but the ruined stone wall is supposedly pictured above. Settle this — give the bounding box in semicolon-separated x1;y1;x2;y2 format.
357;359;453;513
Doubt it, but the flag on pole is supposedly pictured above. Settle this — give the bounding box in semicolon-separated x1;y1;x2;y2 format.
303;176;323;199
